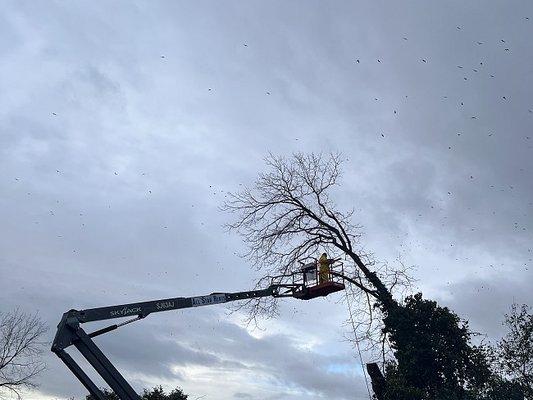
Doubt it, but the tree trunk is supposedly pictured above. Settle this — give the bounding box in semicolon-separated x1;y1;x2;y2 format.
366;362;386;400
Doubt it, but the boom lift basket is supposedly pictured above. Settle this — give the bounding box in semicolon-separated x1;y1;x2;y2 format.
292;260;345;300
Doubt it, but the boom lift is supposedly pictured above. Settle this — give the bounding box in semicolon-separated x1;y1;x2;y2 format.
52;262;345;400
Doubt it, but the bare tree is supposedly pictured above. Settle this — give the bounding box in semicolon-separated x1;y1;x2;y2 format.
0;309;47;399
223;153;411;340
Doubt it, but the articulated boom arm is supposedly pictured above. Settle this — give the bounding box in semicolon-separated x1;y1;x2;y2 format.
51;283;298;400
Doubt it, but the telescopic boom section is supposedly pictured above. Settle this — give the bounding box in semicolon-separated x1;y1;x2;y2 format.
51;284;296;400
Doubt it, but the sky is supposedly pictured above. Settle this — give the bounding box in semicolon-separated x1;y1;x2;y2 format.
1;1;532;399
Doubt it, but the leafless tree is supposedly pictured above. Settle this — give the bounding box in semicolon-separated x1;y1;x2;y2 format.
223;153;412;347
0;309;47;399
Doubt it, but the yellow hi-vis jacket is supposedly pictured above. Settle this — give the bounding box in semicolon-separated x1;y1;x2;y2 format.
318;253;331;283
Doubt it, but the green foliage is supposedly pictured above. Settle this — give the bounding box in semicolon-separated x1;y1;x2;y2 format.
86;386;187;400
86;388;119;400
381;293;493;400
482;376;525;400
495;304;532;399
142;386;188;400
377;296;532;399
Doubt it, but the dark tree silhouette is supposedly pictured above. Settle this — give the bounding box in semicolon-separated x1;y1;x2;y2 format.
0;309;47;399
86;386;188;400
380;294;493;400
495;304;532;399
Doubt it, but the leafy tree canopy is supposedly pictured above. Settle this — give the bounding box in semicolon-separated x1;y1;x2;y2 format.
381;295;530;400
86;386;188;400
382;293;492;400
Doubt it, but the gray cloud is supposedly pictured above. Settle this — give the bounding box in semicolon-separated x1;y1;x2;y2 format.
1;1;532;399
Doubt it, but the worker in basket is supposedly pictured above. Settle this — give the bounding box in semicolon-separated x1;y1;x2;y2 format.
318;252;337;284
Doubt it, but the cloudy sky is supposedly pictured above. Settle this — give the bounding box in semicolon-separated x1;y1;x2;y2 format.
1;1;532;399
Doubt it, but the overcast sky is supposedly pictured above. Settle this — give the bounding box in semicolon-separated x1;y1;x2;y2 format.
1;1;532;399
